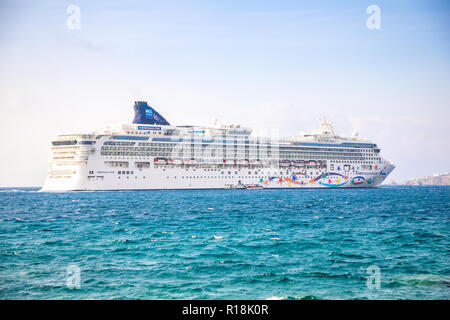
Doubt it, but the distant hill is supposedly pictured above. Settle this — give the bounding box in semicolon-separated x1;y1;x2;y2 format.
382;179;398;185
402;173;450;186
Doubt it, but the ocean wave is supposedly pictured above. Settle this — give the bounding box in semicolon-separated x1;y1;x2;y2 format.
0;188;39;193
307;271;365;281
386;274;450;288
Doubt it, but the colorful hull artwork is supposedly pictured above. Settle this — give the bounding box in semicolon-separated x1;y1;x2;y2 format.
351;176;366;185
318;181;349;187
351;176;377;185
317;172;349;187
263;171;381;188
366;176;377;185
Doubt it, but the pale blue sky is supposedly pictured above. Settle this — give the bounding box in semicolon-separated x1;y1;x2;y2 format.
0;0;449;186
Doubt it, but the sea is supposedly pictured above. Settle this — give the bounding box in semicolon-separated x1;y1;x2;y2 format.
0;186;449;300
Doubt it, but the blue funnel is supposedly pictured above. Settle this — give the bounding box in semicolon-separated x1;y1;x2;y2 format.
133;101;170;125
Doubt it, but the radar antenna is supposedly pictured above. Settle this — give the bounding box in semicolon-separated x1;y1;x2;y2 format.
318;117;335;135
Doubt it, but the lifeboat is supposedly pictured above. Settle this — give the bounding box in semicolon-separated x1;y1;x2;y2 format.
169;158;183;165
223;159;235;165
279;160;291;167
237;159;248;165
307;160;317;167
154;158;167;164
248;159;262;165
293;160;304;167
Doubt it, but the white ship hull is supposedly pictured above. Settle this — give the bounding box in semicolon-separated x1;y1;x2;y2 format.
41;156;395;191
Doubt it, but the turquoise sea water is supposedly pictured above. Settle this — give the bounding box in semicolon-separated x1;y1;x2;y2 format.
0;186;449;300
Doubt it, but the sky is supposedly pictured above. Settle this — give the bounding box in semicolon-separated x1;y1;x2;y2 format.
0;0;449;186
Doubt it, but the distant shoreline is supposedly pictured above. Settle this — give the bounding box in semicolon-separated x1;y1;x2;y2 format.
384;173;450;186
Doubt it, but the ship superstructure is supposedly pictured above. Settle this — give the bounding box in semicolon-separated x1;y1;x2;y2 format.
41;101;394;191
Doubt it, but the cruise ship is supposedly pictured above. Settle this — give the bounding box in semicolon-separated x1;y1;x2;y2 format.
41;101;395;191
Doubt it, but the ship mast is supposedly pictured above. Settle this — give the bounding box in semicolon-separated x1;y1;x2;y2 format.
318;117;335;136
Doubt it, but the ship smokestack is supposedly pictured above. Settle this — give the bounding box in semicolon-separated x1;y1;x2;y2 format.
133;101;170;125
